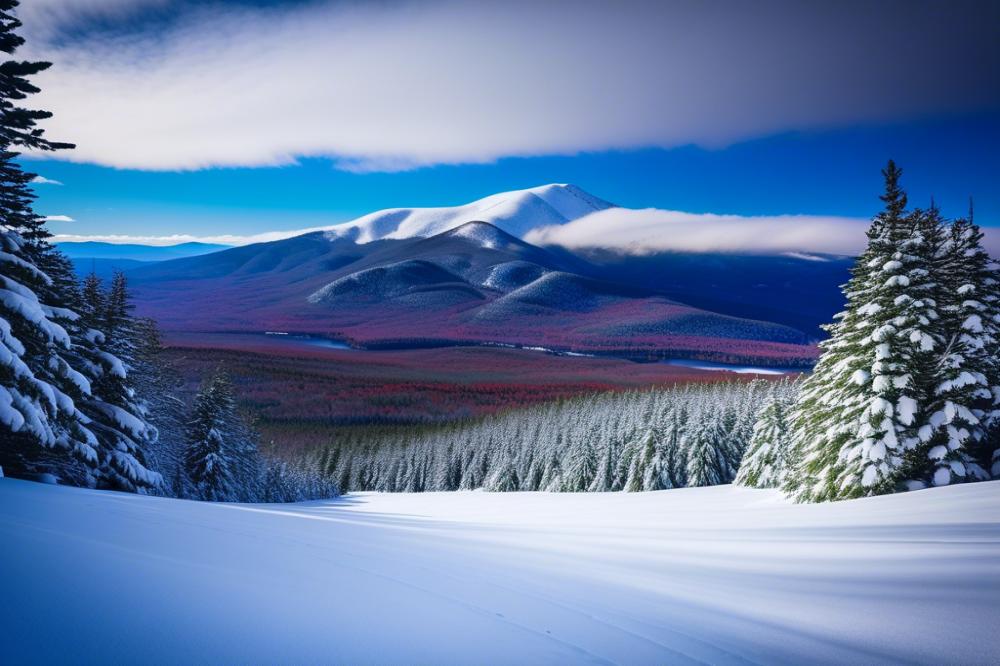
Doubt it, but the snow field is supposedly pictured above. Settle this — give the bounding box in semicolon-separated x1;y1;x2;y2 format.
1;478;998;665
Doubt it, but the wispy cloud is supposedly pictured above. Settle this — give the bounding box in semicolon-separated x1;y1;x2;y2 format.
31;175;63;185
21;0;1000;171
43;214;76;222
51;228;325;246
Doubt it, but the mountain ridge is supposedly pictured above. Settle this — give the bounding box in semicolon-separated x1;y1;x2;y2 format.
323;183;615;243
126;219;818;366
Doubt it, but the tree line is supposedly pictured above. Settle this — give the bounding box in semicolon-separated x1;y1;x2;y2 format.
307;379;798;493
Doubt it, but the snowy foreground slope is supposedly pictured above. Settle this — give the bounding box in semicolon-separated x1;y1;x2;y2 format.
1;479;998;665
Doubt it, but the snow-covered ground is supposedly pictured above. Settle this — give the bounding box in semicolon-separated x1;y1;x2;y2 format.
2;479;998;665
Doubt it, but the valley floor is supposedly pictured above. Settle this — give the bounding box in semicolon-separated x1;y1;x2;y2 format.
1;479;998;665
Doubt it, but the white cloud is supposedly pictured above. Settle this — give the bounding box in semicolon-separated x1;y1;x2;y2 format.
43;214;76;222
51;228;326;246
526;207;1000;256
31;175;63;185
19;0;1000;171
526;208;873;255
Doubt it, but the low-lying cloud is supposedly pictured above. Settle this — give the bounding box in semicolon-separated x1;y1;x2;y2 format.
526;208;1000;257
20;0;1000;171
54;206;1000;257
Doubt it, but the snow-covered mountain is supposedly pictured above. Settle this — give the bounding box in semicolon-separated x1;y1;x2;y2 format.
324;183;614;243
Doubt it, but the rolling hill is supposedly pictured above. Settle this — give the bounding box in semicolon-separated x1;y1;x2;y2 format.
57;241;230;261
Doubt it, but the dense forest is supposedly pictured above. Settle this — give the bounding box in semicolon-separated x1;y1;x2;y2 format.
309;379;797;493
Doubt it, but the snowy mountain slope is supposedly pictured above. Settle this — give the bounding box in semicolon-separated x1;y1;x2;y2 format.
307;259;486;309
2;478;998;665
324;183;615;243
124;222;816;363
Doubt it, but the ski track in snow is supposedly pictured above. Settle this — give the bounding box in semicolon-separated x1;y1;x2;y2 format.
1;479;998;665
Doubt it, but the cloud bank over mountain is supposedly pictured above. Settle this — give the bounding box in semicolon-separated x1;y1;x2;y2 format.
525;209;872;255
22;0;1000;171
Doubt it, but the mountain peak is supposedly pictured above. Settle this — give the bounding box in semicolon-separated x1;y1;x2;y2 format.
323;184;614;245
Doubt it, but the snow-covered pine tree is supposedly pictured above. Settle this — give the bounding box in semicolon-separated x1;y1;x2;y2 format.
129;316;188;494
561;433;596;492
67;272;159;491
0;231;96;479
587;440;614;492
639;428;668;491
0;0;161;491
0;1;81;478
933;210;1000;480
484;440;519;491
785;162;941;501
184;372;238;501
685;409;727;487
735;395;792;488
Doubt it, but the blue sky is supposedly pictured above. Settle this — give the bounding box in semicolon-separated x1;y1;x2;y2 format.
31;114;1000;243
17;0;1000;247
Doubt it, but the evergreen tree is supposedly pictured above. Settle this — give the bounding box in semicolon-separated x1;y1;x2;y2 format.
184;372;238;502
0;0;159;491
735;396;792;488
639;428;667;491
785;162;941;501
0;0;74;257
934;211;1000;480
561;435;596;492
130;317;188;495
0;230;97;479
685;411;726;487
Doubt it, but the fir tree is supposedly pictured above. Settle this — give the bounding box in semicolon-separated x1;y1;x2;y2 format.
735;396;792;488
785;162;941;501
0;0;159;491
0;230;96;479
184;372;238;502
0;0;74;256
685;411;726;487
934;210;1000;480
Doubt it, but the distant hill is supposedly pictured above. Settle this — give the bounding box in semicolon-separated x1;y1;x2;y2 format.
571;249;853;340
69;257;150;280
56;241;230;262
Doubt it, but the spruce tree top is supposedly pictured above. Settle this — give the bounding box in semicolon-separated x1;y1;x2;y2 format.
877;160;907;225
0;1;73;152
0;1;73;247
